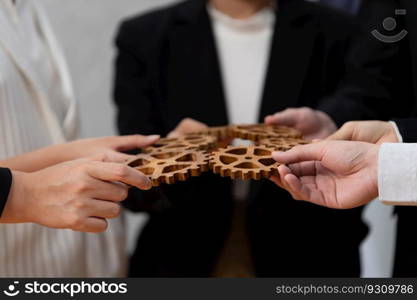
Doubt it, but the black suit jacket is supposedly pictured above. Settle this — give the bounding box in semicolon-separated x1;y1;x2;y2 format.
114;0;401;276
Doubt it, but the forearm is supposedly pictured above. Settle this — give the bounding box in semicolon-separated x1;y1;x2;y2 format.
0;143;72;172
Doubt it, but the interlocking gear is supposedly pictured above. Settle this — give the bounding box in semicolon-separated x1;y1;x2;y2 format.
257;137;309;151
191;126;234;140
142;134;217;154
231;124;302;141
127;150;210;186
209;145;279;180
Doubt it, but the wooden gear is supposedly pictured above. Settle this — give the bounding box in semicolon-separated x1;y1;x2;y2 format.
127;150;210;186
231;124;302;141
142;134;217;154
257;137;309;151
191;126;234;140
209;145;279;180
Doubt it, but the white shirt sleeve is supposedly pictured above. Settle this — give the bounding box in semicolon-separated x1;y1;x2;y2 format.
379;143;417;206
389;121;403;143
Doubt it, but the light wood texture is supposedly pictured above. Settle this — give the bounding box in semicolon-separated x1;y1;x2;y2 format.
231;124;302;141
209;145;279;180
127;150;210;186
257;137;309;151
142;134;217;154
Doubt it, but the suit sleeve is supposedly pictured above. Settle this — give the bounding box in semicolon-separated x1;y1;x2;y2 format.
114;21;166;137
393;119;417;143
0;168;12;217
317;26;398;127
113;21;168;213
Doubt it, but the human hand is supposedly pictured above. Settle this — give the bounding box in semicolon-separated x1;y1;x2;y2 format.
271;141;379;209
264;107;337;140
65;134;160;162
167;118;208;138
327;121;399;144
2;154;152;233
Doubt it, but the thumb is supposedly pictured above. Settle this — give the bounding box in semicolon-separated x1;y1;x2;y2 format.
326;124;353;141
265;110;297;127
272;142;327;164
113;135;160;151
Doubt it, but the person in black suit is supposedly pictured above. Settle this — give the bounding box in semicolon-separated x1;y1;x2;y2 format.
114;0;403;277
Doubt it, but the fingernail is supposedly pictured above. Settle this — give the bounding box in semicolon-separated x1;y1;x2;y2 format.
143;178;153;190
147;135;160;140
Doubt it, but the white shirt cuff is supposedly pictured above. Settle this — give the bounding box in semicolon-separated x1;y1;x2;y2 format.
379;143;417;205
389;121;403;143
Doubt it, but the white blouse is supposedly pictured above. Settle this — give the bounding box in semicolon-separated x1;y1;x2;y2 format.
0;0;125;277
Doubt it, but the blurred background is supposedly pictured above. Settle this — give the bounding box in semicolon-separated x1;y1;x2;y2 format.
39;0;397;277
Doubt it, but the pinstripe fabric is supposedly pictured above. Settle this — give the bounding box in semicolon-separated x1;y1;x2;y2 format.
0;0;126;277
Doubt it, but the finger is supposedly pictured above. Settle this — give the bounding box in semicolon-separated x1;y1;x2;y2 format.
287;161;317;177
272;142;327;165
113;135;160;151
277;166;302;199
270;175;285;189
86;200;121;219
102;151;137;163
87;180;129;202
285;174;329;207
327;124;353;141
284;174;310;201
72;217;108;233
86;162;152;190
167;131;180;138
264;110;297;127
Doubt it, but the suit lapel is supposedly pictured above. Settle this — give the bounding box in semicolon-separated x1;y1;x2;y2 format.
259;3;317;120
163;0;228;130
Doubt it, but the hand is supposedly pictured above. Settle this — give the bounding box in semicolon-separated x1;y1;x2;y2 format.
327;121;399;144
265;107;337;140
167;118;208;138
65;134;160;162
271;141;379;209
2;154;152;233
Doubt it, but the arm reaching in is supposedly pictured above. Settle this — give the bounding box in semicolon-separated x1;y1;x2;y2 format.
327;121;399;144
265;107;337;140
1;154;152;233
167;118;208;138
271;141;379;209
1;134;159;172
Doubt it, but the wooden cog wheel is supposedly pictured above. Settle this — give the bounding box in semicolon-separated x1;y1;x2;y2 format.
257;137;309;151
191;126;234;140
231;124;302;141
142;134;217;154
209;145;279;180
127;150;210;186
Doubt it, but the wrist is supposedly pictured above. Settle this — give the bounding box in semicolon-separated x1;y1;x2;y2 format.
2;171;31;223
367;145;380;200
388;121;401;143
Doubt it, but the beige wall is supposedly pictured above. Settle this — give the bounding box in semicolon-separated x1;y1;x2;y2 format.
40;0;178;137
